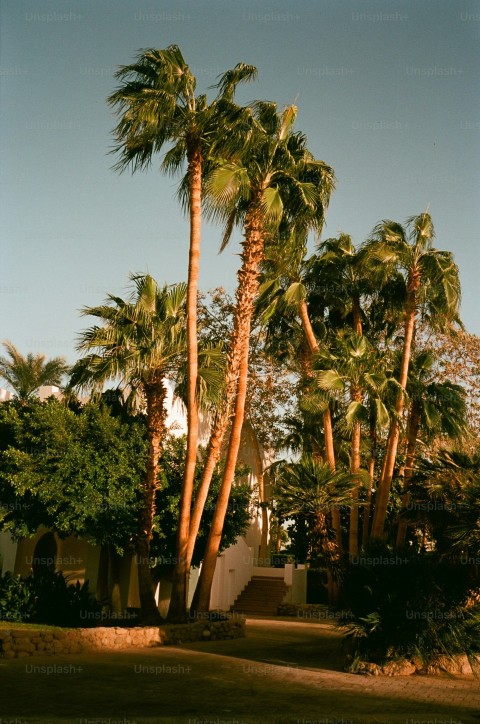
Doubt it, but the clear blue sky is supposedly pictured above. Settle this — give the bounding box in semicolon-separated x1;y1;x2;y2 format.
1;0;479;364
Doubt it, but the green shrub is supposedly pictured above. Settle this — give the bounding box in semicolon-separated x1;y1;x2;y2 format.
0;572;35;623
29;570;100;627
337;544;480;670
0;570;100;627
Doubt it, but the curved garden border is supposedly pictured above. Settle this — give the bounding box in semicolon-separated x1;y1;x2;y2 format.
0;614;246;658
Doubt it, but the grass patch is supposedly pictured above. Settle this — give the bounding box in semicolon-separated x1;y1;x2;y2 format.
0;621;72;631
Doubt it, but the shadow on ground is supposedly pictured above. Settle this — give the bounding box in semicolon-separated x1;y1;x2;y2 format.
1;616;480;724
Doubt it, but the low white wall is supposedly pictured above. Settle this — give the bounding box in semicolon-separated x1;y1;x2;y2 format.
207;537;254;611
253;563;307;604
290;565;307;604
252;566;284;579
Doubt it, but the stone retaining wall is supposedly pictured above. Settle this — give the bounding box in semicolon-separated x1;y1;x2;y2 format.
0;616;245;659
353;654;480;676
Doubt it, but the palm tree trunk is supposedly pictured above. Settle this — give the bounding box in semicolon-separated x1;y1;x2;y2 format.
299;298;342;604
186;357;241;566
299;299;319;352
299;299;342;549
362;428;376;548
395;405;420;550
371;275;419;539
135;380;166;624
170;298;245;617
352;294;362;336
169;148;202;623
136;537;160;623
313;511;342;606
349;387;362;557
323;408;342;548
248;418;269;564
191;204;264;614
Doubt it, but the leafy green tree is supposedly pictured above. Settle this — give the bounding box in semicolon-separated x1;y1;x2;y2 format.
0;400;254;617
0;398;145;548
0;341;69;402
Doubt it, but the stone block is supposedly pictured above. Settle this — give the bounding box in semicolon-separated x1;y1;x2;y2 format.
14;641;35;653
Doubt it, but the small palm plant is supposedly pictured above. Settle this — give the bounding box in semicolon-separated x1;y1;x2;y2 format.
271;454;367;604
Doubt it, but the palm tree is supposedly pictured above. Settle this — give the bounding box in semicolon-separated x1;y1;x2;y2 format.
364;213;461;539
0;341;69;401
395;349;467;549
256;227;348;566
190;104;334;613
69;274;187;623
108;46;257;621
304;235;374;556
314;331;395;556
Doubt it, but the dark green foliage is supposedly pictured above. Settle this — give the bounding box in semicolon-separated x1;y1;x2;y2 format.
0;571;34;623
28;570;100;627
338;544;480;669
0;398;145;552
405;449;480;558
0;570;100;627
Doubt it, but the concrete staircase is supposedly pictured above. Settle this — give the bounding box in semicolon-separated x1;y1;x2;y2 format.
231;575;288;616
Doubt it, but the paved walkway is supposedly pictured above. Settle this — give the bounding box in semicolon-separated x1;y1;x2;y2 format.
1;616;479;724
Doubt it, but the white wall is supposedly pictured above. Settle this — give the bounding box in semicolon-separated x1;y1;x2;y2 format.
203;536;254;611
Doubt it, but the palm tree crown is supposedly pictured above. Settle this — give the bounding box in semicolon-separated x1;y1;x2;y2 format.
70;274;188;395
0;341;69;401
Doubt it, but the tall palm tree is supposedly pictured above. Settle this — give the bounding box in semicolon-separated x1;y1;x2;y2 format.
364;213;461;539
190;104;334;613
0;341;69;401
255;227;346;564
108;47;257;621
69;274;187;623
304;235;374;556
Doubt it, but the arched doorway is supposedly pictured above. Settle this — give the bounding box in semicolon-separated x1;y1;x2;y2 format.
32;532;57;575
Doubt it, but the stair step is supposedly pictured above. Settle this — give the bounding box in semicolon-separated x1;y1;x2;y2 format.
231;574;290;616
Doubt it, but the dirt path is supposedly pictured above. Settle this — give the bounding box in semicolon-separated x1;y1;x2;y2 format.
1;616;479;724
